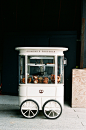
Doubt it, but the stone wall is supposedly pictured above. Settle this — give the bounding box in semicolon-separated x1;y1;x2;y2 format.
72;69;86;107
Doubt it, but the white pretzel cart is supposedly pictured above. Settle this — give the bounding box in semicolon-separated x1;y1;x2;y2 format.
15;47;68;119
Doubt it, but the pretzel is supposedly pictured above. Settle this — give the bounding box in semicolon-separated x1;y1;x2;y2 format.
22;78;25;83
57;76;61;83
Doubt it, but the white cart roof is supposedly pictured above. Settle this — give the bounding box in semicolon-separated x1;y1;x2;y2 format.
15;47;68;51
15;47;68;55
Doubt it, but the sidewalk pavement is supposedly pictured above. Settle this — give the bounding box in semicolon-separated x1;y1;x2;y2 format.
0;95;86;130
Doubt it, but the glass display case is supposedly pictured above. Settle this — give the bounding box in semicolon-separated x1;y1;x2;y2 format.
19;55;64;84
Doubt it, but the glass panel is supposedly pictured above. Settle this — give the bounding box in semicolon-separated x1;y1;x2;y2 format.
19;56;25;84
57;56;64;84
27;56;55;84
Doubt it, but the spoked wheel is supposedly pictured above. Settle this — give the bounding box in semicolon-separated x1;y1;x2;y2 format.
43;100;62;119
20;99;39;119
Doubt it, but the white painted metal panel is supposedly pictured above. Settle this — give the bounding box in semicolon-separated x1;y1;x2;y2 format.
27;97;41;110
42;96;64;109
56;85;63;96
56;97;64;109
19;96;42;110
42;97;55;107
26;87;55;97
19;96;27;106
19;86;26;96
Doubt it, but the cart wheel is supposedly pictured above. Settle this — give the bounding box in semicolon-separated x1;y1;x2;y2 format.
43;100;62;119
20;99;39;119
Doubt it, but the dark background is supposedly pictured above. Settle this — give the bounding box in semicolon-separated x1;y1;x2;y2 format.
0;0;81;101
0;0;81;35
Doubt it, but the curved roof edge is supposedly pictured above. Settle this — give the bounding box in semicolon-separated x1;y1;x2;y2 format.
15;47;68;51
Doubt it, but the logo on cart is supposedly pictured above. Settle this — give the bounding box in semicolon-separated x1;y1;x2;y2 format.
39;90;44;93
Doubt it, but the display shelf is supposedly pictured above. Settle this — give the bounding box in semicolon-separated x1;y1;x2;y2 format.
27;63;45;66
27;83;54;84
27;63;55;67
30;56;54;59
45;64;55;67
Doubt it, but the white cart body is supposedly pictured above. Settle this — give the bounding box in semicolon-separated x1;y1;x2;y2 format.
15;47;68;118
